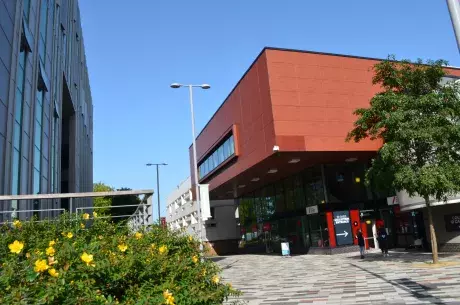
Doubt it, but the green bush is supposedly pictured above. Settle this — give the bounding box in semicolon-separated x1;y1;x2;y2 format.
0;214;240;304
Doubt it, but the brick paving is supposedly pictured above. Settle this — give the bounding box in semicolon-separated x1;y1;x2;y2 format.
216;250;460;305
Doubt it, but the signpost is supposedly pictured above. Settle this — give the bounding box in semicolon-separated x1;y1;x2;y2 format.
333;211;353;246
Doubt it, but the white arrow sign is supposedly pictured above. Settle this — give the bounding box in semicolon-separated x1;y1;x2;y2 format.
336;231;349;237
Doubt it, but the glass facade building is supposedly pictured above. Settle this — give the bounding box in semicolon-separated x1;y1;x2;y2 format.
0;0;93;221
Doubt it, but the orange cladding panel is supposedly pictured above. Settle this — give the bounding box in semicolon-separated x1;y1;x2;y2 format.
266;49;382;152
189;53;275;191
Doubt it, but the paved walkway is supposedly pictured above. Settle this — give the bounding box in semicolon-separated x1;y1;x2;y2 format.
216;250;460;305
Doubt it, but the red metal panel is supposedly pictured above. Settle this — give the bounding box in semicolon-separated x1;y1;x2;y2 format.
326;212;336;248
361;222;369;249
350;209;360;245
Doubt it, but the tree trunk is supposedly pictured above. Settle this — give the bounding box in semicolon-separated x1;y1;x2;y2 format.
425;196;439;264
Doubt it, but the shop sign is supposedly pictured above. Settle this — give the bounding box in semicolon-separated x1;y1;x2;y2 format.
387;196;399;206
445;214;460;232
281;242;290;256
333;211;353;246
306;205;319;215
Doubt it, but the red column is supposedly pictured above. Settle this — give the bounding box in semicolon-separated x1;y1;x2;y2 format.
326;212;336;247
361;222;369;249
350;210;361;245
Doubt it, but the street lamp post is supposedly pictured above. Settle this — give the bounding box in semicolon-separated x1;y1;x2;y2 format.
447;0;460;52
146;163;168;223
170;83;210;252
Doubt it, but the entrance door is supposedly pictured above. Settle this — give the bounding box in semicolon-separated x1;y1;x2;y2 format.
362;220;376;249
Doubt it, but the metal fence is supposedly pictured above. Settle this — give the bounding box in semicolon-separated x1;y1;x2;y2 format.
0;190;155;230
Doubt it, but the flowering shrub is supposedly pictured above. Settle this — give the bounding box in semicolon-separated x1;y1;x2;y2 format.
0;214;239;304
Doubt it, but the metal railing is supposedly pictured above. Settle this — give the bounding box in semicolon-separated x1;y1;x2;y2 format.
0;190;155;230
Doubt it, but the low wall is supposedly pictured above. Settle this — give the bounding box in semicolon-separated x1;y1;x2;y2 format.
204;240;239;256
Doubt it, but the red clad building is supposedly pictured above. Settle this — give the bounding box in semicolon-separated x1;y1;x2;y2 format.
189;48;460;254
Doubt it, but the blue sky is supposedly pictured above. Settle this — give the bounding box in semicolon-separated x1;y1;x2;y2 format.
78;0;459;219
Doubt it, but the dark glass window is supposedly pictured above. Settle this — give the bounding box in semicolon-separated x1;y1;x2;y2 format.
23;0;31;23
12;149;20;195
33;168;40;194
39;0;48;67
12;49;27;196
304;165;325;206
198;134;236;178
324;162;368;203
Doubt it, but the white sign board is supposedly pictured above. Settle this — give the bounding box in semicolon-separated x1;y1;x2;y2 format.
306;205;319;215
387;196;399;206
199;184;211;220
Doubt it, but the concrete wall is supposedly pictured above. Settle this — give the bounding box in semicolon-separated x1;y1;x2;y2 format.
166;178;239;255
204;199;239;242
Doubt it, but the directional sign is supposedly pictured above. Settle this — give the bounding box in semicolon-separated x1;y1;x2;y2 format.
333;211;353;246
336;231;349;238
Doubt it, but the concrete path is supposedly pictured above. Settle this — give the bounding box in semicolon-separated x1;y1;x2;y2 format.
216;250;460;305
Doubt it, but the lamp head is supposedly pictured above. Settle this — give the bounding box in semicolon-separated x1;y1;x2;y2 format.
200;84;211;89
170;83;182;89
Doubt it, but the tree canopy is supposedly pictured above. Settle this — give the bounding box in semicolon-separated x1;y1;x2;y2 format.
346;56;460;263
347;57;460;201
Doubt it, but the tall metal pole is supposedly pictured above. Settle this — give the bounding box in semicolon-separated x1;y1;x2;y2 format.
156;164;161;223
447;0;460;52
188;85;203;252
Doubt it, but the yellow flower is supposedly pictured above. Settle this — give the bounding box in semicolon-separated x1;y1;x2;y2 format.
48;268;59;277
202;269;207;277
118;244;128;252
12;220;22;228
66;232;73;239
34;259;49;273
93;212;98;218
163;290;175;305
159;245;168;255
192;255;199;264
188;235;193;242
81;252;94;266
212;275;220;284
8;240;24;254
82;213;90;220
80;223;85;229
150;243;156;250
134;232;143;240
25;253;30;259
49;240;56;247
46;246;55;257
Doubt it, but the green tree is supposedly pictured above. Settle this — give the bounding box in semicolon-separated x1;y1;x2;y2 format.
93;182;113;215
346;57;460;264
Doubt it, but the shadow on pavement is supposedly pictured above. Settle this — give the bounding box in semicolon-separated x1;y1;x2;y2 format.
351;263;448;305
348;250;460;263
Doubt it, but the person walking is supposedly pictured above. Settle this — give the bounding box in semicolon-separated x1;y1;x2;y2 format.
357;230;365;259
378;227;389;257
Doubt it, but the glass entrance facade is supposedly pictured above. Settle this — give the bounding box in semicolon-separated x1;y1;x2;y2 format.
237;161;395;253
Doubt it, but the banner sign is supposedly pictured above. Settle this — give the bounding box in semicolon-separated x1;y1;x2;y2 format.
333;211;353;246
281;242;290;256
